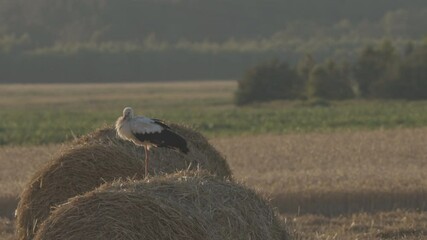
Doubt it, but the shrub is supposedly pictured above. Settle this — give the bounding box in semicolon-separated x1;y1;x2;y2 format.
235;59;302;105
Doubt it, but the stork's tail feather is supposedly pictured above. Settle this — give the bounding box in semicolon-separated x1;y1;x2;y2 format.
161;129;189;154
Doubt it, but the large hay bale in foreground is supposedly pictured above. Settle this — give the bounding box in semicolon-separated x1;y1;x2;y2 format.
34;171;289;240
73;124;231;178
16;124;232;240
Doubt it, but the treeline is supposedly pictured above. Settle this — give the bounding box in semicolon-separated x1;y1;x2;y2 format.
0;50;271;83
0;36;423;83
236;40;427;104
0;38;284;82
0;0;426;43
0;0;426;83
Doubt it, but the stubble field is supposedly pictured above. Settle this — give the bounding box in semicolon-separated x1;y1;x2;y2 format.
1;81;427;239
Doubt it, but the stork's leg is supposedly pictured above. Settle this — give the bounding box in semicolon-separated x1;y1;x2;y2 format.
144;146;149;178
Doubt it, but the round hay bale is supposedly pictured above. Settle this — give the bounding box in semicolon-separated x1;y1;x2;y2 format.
72;125;117;145
34;171;289;240
15;143;144;240
16;124;232;240
73;124;231;178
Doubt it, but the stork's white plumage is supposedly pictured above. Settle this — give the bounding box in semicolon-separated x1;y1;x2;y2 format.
115;107;189;177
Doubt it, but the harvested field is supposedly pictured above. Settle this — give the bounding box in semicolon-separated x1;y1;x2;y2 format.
286;210;427;239
214;128;427;215
0;145;58;197
1;128;427;238
0;145;58;219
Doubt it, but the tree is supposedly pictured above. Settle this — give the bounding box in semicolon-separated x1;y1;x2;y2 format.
384;44;427;99
307;60;354;100
296;54;316;98
353;40;398;97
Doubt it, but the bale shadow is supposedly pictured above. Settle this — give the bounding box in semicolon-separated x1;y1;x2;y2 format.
271;190;427;216
0;195;18;219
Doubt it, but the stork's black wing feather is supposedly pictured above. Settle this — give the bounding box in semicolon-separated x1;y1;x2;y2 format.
151;118;171;129
134;129;189;154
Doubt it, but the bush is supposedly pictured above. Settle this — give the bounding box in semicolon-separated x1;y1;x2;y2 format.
234;40;427;105
235;59;302;105
307;60;354;100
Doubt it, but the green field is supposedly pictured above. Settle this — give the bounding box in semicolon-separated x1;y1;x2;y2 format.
2;81;427;145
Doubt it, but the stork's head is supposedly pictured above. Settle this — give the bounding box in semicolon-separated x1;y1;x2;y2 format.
122;107;134;120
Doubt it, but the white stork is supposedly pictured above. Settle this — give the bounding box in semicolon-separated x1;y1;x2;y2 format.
115;107;189;178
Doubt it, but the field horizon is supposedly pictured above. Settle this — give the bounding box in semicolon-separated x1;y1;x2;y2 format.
3;81;427;145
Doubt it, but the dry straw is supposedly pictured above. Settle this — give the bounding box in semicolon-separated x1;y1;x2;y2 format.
34;171;289;240
16;124;232;240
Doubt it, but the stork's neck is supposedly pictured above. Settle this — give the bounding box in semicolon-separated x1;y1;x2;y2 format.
123;113;133;120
